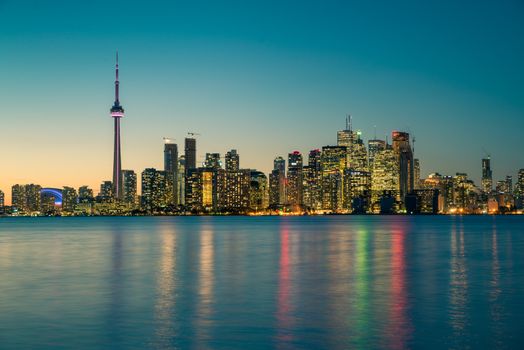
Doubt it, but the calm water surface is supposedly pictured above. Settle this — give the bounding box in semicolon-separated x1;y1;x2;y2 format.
0;216;523;349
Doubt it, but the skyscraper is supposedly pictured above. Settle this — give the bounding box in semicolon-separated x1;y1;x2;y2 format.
481;157;493;194
141;168;169;212
110;52;125;201
273;156;286;206
0;190;4;214
371;147;400;210
225;149;240;172
392;131;414;203
287;151;303;210
122;170;137;206
184;137;197;172
62;187;78;213
164;141;178;205
204;153;222;169
368;139;386;169
320;146;347;211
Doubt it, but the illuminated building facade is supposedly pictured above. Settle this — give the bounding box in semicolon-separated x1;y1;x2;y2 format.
122;170;137;206
164;141;178;205
371;147;399;211
12;184;42;213
225;149;239;171
320;146;347;211
62;186;78;213
250;170;268;212
141;168;169;212
287;151;303;210
368;139;386;169
184;138;196;172
98;181;113;203
392;131;414;204
204;153;222;169
343;169;371;212
481;157;493;194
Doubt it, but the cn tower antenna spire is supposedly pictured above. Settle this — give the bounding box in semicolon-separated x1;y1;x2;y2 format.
115;51;119;103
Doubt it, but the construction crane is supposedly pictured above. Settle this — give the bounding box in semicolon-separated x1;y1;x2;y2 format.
187;132;201;137
163;137;176;143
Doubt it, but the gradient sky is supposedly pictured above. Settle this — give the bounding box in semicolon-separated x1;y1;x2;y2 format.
1;0;523;204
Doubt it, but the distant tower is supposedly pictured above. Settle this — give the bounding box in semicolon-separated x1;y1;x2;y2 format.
110;52;125;200
481;157;493;194
185;137;197;173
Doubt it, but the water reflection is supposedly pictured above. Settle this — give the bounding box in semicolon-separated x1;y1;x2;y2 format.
153;223;178;349
107;223;124;346
354;227;370;347
449;219;469;346
490;219;503;348
196;223;214;347
276;222;294;348
389;223;411;350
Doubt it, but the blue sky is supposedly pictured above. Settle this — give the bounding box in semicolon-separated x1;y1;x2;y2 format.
1;0;523;200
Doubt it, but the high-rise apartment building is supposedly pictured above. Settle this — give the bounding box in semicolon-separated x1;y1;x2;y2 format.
320;146;347;211
287;151;303;210
249;170;268;211
11;184;42;213
184;138;197;172
392;131;414;203
164;141;178;205
204;153;222;169
482;157;493;194
225;149;240;172
62;187;78;213
141;168;169;212
371;147;399;209
122;170;137;206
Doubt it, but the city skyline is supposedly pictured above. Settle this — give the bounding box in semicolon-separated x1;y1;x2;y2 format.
1;1;524;204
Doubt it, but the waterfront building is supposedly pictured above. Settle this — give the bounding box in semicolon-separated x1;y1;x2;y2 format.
225;149;239;171
320;146;347;211
414;158;421;189
78;186;94;203
269;170;281;209
184;137;197;172
481;157;493;194
12;184;42;213
204;153;222;169
250;170;269;212
392;131;414;204
405;189;440;214
177;156;185;206
0;190;4;213
218;169;251;212
98;181;114;203
371;147;399;211
164;141;178;205
305;149;322;210
141;168;169;212
516;169;524;209
62;187;78;213
122;170;137;206
287;151;303;211
343;169;371;213
368;139;386;170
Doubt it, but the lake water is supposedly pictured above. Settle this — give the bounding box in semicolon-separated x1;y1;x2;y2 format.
0;216;523;349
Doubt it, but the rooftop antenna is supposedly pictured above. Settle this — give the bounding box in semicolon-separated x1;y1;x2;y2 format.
373;125;377;140
345;115;349;130
349;114;353;132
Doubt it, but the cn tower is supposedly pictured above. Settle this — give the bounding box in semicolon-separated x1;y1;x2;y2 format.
110;52;124;200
